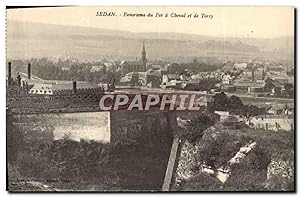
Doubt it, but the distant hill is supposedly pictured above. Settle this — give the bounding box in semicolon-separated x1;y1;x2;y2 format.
7;21;293;63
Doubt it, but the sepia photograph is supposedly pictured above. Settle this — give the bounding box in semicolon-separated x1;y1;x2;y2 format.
6;6;295;192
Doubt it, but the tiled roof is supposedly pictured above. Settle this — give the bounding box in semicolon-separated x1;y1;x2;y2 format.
30;81;99;92
120;60;145;66
52;82;98;91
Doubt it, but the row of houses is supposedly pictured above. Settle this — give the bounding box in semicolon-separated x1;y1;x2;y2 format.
215;111;294;132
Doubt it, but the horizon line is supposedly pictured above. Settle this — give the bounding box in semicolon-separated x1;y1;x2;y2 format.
7;19;293;40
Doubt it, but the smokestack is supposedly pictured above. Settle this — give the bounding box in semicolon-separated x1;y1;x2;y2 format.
27;63;31;79
252;69;255;82
8;62;11;82
73;81;77;94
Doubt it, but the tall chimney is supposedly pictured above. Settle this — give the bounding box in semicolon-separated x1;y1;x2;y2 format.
27;63;31;79
73;81;77;94
8;62;11;82
252;69;255;82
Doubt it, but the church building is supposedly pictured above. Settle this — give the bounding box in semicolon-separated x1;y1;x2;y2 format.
119;41;148;75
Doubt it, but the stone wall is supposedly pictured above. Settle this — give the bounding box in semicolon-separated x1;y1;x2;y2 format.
10;109;177;145
11;112;110;143
7;93;103;114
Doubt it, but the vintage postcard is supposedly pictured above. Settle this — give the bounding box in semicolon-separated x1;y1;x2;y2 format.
6;6;295;192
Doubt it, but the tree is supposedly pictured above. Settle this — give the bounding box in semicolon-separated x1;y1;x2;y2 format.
7;112;24;164
228;95;244;115
209;92;229;112
167;63;184;74
178;113;218;143
264;78;274;92
284;83;294;98
243;105;264;117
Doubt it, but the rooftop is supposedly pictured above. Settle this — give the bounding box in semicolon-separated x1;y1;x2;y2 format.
233;81;266;88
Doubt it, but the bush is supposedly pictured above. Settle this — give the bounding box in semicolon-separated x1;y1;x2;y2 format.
195;129;241;169
178;113;218;142
7;112;25;164
16;152;59;181
224;169;267;191
181;173;223;191
10;131;172;191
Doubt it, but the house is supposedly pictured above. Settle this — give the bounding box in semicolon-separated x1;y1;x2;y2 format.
252;103;270;110
233;80;265;93
61;66;71;71
146;69;162;88
97;83;110;91
150;64;164;70
266;65;285;75
283;103;294;115
162;74;181;85
241;69;254;81
253;67;266;81
119;69;161;87
194;96;208;107
266;103;294;115
266;74;289;84
214;111;230;121
28;83;53;95
234;63;247;69
181;81;201;91
28;81;100;95
103;61;116;72
119;60;146;75
164;80;183;89
222;74;232;85
267;105;283;115
119;72;147;86
221;85;236;92
264;79;284;96
221;62;235;72
248;116;294;131
90;64;106;73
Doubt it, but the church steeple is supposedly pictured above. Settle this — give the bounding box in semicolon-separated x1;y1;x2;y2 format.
141;41;147;64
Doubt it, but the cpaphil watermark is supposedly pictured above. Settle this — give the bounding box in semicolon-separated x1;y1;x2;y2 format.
99;94;201;111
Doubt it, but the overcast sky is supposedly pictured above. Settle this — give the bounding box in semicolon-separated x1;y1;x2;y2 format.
7;6;294;38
